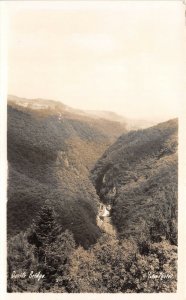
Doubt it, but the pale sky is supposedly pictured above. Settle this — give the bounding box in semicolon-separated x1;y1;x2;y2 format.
7;1;185;121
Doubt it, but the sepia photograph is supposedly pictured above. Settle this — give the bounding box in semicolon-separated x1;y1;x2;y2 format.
0;0;185;296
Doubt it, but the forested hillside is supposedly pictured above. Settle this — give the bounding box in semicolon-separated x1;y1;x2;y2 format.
7;100;178;292
7;97;126;248
92;119;178;245
7;96;178;292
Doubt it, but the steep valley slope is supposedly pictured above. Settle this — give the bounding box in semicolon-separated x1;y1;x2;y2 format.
7;96;127;248
8;96;178;249
91;119;178;245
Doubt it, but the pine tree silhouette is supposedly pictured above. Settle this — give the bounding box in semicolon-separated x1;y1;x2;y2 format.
27;202;61;261
27;202;75;291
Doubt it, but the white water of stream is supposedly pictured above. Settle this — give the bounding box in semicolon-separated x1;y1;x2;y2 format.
96;203;116;237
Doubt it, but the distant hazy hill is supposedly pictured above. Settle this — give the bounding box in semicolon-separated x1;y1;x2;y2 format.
8;95;127;142
7;96;127;248
85;110;127;123
85;110;157;130
92;119;178;245
8;95;156;130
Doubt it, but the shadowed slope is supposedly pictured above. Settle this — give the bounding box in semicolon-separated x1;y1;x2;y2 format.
92;119;178;244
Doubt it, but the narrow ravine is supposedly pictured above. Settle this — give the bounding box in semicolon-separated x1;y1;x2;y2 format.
96;203;117;237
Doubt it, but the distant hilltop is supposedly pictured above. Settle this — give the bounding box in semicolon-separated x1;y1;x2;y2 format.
8;95;157;130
